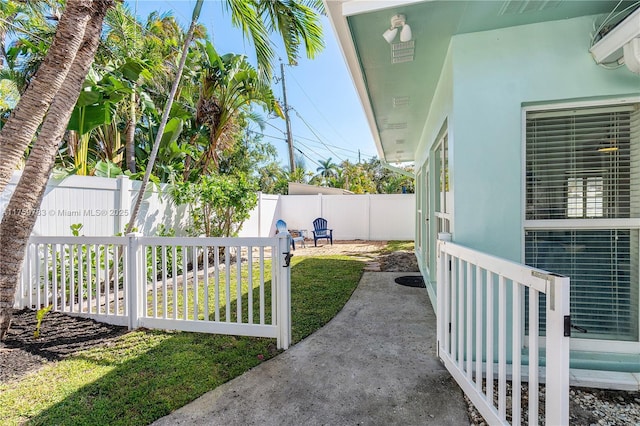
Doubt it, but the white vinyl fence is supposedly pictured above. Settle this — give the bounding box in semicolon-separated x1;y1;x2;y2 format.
16;234;293;349
1;172;414;240
437;237;570;425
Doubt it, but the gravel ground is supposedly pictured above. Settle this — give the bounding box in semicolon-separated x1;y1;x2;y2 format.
465;383;640;425
2;239;639;425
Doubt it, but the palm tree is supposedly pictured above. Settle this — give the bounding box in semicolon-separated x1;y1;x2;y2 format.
195;45;283;172
0;0;114;340
0;0;94;195
316;157;337;185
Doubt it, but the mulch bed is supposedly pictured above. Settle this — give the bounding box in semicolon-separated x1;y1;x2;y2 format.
0;309;128;383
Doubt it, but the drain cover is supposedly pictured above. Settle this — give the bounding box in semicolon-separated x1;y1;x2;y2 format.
394;275;425;288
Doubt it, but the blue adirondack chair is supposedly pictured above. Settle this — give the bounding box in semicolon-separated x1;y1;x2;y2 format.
312;217;333;247
276;219;305;250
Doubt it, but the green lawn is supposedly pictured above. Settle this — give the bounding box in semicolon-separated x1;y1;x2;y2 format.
0;254;366;426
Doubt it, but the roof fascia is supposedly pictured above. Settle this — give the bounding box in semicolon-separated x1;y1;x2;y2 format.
341;0;427;17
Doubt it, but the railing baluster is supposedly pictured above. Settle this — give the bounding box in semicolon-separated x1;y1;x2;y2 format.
475;265;483;393
466;260;473;380
172;246;178;320
51;244;58;310
457;259;464;369
78;244;84;313
61;244;67;312
225;247;231;322
192;246;198;320
182;246;188;320
70;244;75;313
512;282;522;426
94;244;100;314
152;246;158;318
443;253;451;354
498;275;507;419
260;247;265;325
486;272;494;407
105;245;110;315
114;245;120;315
248;246;253;325
236;246;242;323
528;287;540;426
203;245;209;322
214;246;220;322
451;256;457;363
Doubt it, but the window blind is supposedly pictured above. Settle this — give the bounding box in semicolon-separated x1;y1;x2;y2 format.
525;102;640;342
526;104;640;220
525;229;639;341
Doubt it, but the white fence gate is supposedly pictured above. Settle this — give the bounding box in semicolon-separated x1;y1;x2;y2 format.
437;238;570;425
16;234;293;349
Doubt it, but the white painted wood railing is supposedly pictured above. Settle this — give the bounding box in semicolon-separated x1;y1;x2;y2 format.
16;233;292;349
437;237;570;425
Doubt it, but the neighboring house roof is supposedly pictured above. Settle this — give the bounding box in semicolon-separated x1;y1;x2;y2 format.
325;0;636;163
288;182;354;195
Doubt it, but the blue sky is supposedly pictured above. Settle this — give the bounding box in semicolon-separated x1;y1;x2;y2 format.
126;0;378;169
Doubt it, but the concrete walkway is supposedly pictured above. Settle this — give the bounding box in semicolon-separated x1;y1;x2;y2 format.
152;272;469;425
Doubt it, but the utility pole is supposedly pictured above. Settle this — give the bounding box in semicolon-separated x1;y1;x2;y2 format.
280;62;296;173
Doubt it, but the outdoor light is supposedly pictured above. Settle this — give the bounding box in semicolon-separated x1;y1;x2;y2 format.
383;14;412;44
383;27;398;44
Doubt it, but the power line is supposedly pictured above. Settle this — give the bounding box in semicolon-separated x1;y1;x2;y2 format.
292;108;345;162
287;69;353;148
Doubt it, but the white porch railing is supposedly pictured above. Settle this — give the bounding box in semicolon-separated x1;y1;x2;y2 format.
16;234;292;349
437;238;570;425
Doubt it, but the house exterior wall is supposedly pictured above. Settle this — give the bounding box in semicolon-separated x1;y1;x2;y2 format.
448;15;639;262
414;15;640;370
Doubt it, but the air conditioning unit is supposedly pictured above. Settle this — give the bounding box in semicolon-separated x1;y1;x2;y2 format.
589;7;640;74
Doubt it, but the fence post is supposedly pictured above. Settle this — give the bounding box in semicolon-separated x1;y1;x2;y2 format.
276;233;292;349
116;176;132;235
257;191;262;237
126;232;143;330
545;275;570;425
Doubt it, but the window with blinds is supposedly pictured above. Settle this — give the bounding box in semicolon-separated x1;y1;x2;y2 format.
525;102;640;342
526;104;640;220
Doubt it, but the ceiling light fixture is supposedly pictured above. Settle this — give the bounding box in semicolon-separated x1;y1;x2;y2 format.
383;14;412;44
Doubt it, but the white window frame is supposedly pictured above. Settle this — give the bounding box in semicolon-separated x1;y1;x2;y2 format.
522;96;640;352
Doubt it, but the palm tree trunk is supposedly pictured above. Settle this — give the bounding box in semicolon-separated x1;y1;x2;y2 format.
125;89;137;173
0;0;113;340
125;0;203;234
0;0;94;194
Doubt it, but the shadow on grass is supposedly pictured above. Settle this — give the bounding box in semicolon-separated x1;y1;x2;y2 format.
21;256;364;426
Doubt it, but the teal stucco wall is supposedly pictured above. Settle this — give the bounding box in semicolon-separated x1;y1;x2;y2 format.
446;15;639;262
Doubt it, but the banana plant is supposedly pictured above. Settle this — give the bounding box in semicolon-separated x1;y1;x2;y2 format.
66;60;146;175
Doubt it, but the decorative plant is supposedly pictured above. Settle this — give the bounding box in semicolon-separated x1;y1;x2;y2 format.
33;305;52;338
